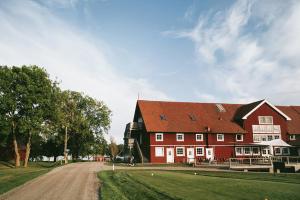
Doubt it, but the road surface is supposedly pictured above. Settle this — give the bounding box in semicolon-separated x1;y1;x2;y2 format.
0;162;103;200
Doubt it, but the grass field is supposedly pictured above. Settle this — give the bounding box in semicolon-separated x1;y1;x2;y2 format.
0;161;58;195
98;170;300;200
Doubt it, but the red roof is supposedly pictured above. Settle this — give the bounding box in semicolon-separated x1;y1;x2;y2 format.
277;106;300;134
137;100;300;134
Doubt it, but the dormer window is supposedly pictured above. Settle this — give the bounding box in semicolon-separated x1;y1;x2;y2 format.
258;116;273;124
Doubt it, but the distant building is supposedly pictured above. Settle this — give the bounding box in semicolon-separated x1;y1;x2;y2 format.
124;99;300;163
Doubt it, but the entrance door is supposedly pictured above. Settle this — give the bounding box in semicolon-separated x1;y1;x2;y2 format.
206;148;214;161
187;148;195;163
166;148;174;163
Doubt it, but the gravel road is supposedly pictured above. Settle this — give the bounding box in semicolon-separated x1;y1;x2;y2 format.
0;162;103;200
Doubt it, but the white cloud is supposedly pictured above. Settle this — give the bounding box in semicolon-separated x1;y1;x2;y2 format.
168;0;300;105
0;0;170;143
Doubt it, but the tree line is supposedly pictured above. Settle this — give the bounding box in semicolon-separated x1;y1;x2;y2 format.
0;66;112;167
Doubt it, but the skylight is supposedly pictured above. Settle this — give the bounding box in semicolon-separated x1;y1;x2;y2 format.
189;114;197;121
216;104;226;112
160;114;167;120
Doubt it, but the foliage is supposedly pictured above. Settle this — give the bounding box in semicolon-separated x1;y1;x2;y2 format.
108;137;119;161
0;65;112;164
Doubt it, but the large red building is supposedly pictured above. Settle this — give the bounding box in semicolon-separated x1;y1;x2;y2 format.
124;99;300;163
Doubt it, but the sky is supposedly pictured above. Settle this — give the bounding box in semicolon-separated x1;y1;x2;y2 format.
0;0;300;143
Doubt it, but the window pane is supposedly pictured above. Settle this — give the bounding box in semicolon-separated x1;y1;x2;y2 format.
155;147;164;157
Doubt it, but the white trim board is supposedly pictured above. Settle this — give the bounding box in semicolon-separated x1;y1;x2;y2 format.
242;99;291;120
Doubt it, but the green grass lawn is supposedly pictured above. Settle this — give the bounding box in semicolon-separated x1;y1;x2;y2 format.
98;170;300;200
0;161;59;195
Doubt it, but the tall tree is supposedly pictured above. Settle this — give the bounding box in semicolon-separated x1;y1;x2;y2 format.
0;66;23;167
18;66;57;167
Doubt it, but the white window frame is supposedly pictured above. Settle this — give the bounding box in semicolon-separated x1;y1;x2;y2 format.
274;147;281;155
217;134;224;142
244;147;251;155
236;134;243;142
196;147;204;156
176;133;184;141
155;133;163;141
258;116;273;124
155;147;164;157
176;147;185;156
196;134;203;141
290;134;296;141
235;147;243;156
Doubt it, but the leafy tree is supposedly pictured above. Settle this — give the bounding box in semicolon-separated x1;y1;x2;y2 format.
0;66;25;167
18;66;57;167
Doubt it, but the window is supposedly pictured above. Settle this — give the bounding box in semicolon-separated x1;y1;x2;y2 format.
155;133;163;141
290;135;296;140
196;134;203;141
176;133;184;141
235;147;243;155
282;147;289;155
274;147;281;155
267;135;273;141
244;147;251;155
253;135;260;142
259;116;273;124
138;117;143;123
155;147;164;157
274;135;280;139
236;134;243;142
196;147;204;156
261;136;267;141
176;147;185;156
252;147;260;155
217;134;224;141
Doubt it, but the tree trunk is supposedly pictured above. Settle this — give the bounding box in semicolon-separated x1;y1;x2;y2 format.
12;122;20;167
24;131;32;167
64;126;68;164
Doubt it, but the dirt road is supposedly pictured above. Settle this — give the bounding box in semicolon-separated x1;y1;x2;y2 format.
0;162;103;200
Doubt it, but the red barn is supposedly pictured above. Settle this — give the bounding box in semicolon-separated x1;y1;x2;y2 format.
124;99;300;163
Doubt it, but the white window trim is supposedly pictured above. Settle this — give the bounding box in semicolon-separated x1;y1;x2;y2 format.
176;147;185;156
244;147;251;155
274;147;281;155
196;147;204;156
236;134;243;142
155;147;164;157
290;134;296;141
252;147;260;155
258;116;273;125
196;134;203;141
235;147;244;156
155;133;163;141
176;133;184;141
217;134;224;142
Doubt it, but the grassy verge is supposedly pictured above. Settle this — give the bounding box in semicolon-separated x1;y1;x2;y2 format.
0;161;59;195
98;170;300;200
